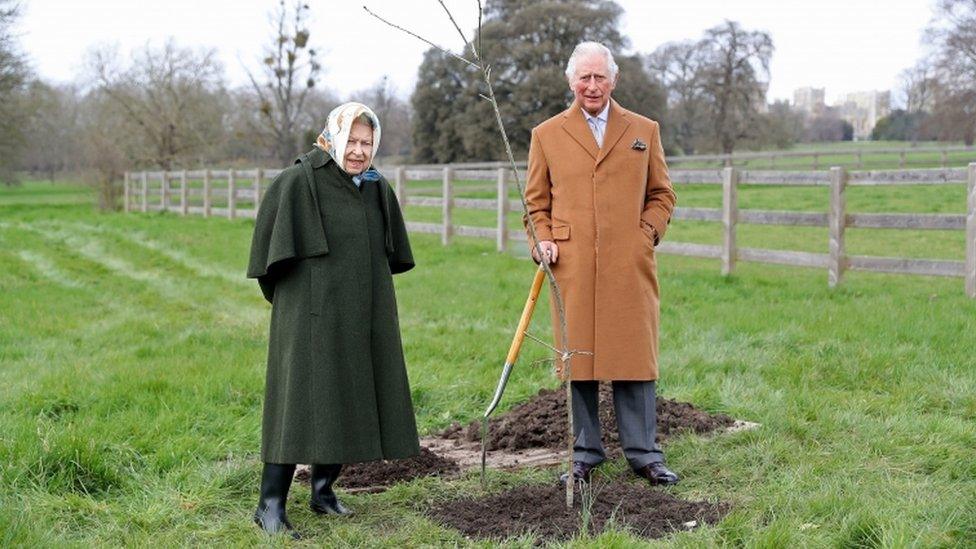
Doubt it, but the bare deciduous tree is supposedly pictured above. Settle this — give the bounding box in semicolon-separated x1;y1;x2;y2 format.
926;0;976;144
649;22;774;155
0;0;29;183
892;61;938;144
20;81;81;180
647;40;707;154
87;40;228;170
78;90;135;210
900;60;936;115
758;99;804;149
245;0;321;164
697;20;773;154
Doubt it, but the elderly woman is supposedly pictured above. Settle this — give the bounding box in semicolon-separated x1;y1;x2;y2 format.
247;102;418;538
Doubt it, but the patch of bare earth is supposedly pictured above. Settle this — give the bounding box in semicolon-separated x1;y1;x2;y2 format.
439;384;738;455
293;382;748;529
427;481;729;543
294;447;461;492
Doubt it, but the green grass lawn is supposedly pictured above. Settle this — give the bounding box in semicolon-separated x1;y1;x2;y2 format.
0;181;93;206
1;182;975;546
666;140;976;170
723;149;976;171
786;140;966;151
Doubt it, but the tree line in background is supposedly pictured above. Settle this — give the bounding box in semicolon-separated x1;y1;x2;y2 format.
0;0;29;184
411;0;667;163
0;0;413;207
1;0;975;204
872;0;976;144
413;0;976;159
409;0;792;162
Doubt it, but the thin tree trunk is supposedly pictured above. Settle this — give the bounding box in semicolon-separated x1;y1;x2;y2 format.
365;1;578;509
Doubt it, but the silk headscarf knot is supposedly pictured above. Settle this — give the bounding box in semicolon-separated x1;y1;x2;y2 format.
314;102;382;179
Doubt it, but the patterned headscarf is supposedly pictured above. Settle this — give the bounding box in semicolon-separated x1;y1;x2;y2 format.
314;102;382;180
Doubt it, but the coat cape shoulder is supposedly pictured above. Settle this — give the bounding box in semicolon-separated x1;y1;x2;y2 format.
246;148;414;302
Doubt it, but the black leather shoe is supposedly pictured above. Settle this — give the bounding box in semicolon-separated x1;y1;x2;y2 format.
254;463;301;539
634;462;680;486
558;461;595;486
310;464;352;516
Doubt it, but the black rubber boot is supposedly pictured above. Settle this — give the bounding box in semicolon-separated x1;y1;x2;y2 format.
253;463;300;539
309;464;351;515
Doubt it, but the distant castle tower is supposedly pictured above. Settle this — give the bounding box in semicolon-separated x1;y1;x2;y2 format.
839;90;891;140
793;87;826;116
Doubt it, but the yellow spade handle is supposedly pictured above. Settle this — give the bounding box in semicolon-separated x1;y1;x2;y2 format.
504;266;547;364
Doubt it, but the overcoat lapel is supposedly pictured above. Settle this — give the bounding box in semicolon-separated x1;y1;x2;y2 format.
596;100;630;167
560;107;599;160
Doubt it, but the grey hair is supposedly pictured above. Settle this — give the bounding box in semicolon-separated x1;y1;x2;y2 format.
564;42;619;81
354;112;375;129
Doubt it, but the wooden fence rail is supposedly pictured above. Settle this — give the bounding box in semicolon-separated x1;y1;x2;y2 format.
666;144;976;169
377;144;976;171
124;162;976;297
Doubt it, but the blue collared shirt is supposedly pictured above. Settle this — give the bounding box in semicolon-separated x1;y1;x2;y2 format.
582;102;610;148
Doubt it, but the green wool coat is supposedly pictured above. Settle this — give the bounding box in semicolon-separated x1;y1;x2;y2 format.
247;148;419;465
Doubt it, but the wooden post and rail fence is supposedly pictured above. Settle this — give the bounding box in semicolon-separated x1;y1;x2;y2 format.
665;144;976;169
124;162;976;298
366;144;976;171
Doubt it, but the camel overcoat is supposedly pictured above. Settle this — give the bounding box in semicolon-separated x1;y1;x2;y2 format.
524;100;676;381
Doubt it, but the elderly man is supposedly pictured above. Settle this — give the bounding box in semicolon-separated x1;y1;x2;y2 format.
524;42;679;485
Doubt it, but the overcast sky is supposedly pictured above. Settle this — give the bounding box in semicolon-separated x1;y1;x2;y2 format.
19;0;935;105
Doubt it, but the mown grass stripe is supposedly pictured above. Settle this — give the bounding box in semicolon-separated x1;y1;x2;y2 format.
11;221;266;327
15;250;84;289
46;220;248;287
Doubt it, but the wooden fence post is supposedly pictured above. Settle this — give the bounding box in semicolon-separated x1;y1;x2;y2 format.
828;166;848;288
162;171;172;211
899;150;907;168
721;166;738;276
856;151;863;169
442;167;453;245
228;169;237;219
966;162;976;298
123;172;130;212
395;166;406;210
180;170;188;216
203;169;212;218
141;172;148;213
496;168;509;252
253;168;263;214
813;153;820;170
941;150;948;168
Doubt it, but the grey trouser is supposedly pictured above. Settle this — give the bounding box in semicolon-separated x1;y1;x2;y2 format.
571;380;665;470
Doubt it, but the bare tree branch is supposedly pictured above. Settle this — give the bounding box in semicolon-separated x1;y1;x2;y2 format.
437;0;473;57
523;330;560;354
362;5;479;69
477;0;483;62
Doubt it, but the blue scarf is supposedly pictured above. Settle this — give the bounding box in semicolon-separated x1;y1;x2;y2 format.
352;168;382;188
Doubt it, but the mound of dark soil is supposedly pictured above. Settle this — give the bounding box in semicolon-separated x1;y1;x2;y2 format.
428;481;728;542
294;448;461;490
440;384;735;453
